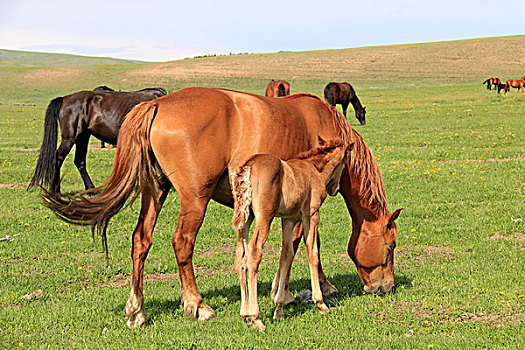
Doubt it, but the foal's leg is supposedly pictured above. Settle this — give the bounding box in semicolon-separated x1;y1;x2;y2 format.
292;223;339;296
172;195;215;321
126;183;169;327
272;218;297;319
235;214;254;319
73;133;97;191
302;211;329;314
245;216;272;331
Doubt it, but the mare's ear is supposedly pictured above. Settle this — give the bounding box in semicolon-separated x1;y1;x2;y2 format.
387;208;403;228
318;135;327;146
346;142;355;152
386;208;403;229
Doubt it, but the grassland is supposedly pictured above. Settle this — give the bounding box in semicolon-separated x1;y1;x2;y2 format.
0;36;524;349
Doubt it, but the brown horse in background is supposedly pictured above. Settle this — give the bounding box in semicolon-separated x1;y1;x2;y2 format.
265;80;290;97
42;88;401;328
482;78;500;90
324;82;366;125
505;78;525;94
230;140;352;330
29;87;166;192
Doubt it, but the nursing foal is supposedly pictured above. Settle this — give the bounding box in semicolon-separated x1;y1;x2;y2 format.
230;139;353;331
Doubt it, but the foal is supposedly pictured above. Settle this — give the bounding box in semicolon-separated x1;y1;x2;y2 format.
230;139;352;331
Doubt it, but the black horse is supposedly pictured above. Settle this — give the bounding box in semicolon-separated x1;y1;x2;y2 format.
28;87;167;192
323;82;366;125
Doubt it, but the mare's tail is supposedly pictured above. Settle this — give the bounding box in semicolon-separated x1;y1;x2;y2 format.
28;97;63;190
41;101;162;255
278;83;286;97
230;166;253;231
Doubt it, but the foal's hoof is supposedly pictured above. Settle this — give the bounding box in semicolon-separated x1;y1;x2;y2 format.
126;308;147;328
273;307;284;320
242;316;266;332
316;301;330;315
183;300;216;321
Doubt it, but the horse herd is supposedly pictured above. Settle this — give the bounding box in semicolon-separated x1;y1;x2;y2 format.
483;76;525;94
30;81;402;331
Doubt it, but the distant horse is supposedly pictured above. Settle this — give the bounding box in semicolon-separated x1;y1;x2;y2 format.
230;139;352;330
496;83;507;94
29;87;167;192
265;80;290;97
324;82;366;125
42;88;401;328
504;79;525;94
482;78;500;90
93;86;115;148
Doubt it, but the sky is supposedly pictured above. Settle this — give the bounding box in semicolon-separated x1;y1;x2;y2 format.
1;0;524;62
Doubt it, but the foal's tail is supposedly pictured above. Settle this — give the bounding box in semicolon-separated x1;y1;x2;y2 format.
230;166;253;231
41;101;162;256
28;97;63;190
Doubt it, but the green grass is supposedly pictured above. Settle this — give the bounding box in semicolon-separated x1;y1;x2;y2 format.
1;40;525;349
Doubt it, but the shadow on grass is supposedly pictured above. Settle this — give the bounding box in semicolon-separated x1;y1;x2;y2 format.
119;271;412;325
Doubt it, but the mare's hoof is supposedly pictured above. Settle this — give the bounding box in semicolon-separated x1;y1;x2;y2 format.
242;316;266;332
183;300;216;321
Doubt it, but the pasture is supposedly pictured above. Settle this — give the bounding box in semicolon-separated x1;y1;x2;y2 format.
1;36;525;349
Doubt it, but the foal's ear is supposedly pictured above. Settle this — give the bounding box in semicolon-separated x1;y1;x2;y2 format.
387;208;403;228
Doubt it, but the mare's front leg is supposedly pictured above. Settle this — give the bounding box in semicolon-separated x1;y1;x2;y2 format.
292;223;339;296
245;217;272;331
235;214;253;320
272;218;297;319
173;195;215;321
302;211;329;314
126;183;169;327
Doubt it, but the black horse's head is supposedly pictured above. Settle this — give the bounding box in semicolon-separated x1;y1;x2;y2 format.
356;106;366;125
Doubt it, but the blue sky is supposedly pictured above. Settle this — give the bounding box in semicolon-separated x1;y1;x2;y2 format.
1;0;524;62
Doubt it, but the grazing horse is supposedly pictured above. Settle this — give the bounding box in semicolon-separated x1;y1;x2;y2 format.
482;78;500;90
324;82;366;125
28;87;167;192
42;88;401;328
93;86;115;148
230;140;352;330
265;80;290;97
504;79;525;94
496;83;507;94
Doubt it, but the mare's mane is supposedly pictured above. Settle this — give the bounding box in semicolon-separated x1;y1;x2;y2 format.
292;139;345;160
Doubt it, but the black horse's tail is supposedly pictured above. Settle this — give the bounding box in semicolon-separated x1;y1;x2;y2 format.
28;97;63;190
324;86;334;106
482;79;489;84
277;83;286;97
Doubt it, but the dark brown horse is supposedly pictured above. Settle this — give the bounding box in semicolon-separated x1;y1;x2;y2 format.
504;78;525;94
42;88;401;328
496;83;507;94
28;87;166;192
482;78;501;90
324;82;366;125
265;80;290;97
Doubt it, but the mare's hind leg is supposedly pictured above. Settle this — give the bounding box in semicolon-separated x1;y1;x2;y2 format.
52;138;74;193
74;133;96;191
126;182;169;328
292;223;339;296
272;218;297;319
172;195;215;321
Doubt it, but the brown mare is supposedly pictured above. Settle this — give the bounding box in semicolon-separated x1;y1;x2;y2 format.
265;80;290;97
28;87;166;192
42;88;401;328
482;78;500;90
504;78;525;94
230;140;352;330
324;82;366;125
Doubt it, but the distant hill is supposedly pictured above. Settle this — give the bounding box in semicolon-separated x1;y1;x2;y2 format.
0;49;143;67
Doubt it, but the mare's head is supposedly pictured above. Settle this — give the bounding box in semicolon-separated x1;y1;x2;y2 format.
349;208;403;295
356;106;366;125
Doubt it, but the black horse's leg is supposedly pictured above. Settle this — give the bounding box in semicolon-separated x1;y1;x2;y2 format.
74;133;96;191
342;102;349;118
52;139;74;193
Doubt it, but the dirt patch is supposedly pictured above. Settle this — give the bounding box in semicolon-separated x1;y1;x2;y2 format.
0;182;30;189
396;244;456;265
22;67;82;82
3;147;39;152
490;231;525;250
372;301;524;328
